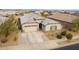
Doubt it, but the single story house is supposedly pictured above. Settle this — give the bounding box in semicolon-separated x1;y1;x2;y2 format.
0;16;8;25
19;13;44;32
19;13;62;32
47;12;79;30
0;10;17;16
34;10;43;15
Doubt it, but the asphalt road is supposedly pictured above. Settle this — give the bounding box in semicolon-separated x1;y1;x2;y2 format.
53;43;79;50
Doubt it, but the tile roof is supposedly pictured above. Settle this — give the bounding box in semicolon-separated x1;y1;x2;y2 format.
48;12;79;23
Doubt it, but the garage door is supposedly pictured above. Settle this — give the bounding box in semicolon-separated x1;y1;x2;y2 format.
23;26;38;32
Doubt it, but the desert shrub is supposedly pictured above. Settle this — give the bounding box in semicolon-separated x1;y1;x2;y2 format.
61;31;67;36
56;34;62;39
66;33;73;40
13;37;17;41
1;39;8;43
72;29;77;32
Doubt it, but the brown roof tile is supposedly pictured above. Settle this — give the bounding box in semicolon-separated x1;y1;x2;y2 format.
48;12;79;23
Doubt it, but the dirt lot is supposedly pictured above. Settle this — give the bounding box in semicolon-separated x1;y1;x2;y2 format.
44;27;79;40
0;32;19;47
44;31;61;40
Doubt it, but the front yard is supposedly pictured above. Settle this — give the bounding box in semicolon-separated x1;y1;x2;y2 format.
44;30;61;40
44;29;79;46
0;32;19;47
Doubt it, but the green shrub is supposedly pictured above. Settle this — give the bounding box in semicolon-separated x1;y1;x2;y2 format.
61;31;67;36
66;33;73;40
56;34;62;39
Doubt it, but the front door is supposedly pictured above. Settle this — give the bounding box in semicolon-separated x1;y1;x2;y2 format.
39;23;42;30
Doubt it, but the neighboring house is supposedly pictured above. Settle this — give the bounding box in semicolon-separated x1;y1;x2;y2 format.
19;13;62;32
47;12;79;30
0;16;8;25
34;10;43;15
41;19;62;31
0;10;17;16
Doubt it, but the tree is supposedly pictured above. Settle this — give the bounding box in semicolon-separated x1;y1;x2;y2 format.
0;15;19;40
72;18;79;32
41;11;49;17
66;33;73;41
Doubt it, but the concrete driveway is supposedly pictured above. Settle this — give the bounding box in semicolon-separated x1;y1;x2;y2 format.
0;31;58;50
19;31;49;44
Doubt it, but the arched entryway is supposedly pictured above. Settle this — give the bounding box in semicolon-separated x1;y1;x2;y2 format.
17;18;22;31
39;23;42;30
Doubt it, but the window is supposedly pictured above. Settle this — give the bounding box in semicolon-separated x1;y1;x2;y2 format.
24;25;38;27
50;26;57;31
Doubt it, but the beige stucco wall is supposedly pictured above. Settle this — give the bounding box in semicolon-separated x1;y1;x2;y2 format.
42;23;62;31
22;23;39;32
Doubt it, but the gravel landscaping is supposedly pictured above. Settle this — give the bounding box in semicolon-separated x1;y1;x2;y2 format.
0;32;19;47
